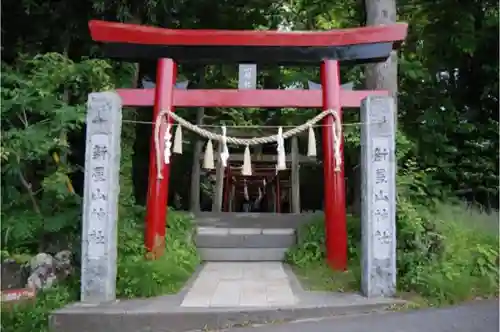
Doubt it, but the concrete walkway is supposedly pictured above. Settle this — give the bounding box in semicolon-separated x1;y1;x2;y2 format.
51;262;404;332
181;262;297;307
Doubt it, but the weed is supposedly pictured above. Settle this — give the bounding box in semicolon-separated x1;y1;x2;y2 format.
1;208;200;332
287;201;499;305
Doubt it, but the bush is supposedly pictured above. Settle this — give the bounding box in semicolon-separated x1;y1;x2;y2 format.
1;208;200;332
116;207;200;298
1;284;79;332
287;199;499;305
0;53;200;331
398;202;498;304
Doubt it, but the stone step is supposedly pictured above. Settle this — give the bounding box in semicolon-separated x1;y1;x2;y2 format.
198;248;289;261
195;227;296;248
194;212;320;229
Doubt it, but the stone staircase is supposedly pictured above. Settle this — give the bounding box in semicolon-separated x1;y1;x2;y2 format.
194;212;314;261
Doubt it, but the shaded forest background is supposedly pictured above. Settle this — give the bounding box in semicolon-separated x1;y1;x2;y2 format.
1;0;498;253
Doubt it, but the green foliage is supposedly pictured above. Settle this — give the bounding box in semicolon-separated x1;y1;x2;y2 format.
399;202;499;304
398;0;499;208
288;127;498;303
116;207;200;298
0;52;199;332
2;0;499;329
286;214;325;265
286;213;362;266
1;53;118;253
1;283;79;332
1;208;200;332
287;169;499;305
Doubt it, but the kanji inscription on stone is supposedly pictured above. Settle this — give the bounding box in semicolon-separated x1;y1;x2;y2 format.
238;64;257;90
81;92;122;303
360;96;396;298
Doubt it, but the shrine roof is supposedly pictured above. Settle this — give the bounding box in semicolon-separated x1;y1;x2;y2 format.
89;20;408;65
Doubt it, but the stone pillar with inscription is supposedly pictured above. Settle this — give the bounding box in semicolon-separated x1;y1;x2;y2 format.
360;96;397;298
81;92;122;303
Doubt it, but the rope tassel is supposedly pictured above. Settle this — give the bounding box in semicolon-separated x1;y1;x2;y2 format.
276;127;286;171
164;122;172;165
203;139;215;170
242;145;252;176
152;107;343;180
331;110;343;172
220;125;229;168
173;125;183;154
307;125;317;157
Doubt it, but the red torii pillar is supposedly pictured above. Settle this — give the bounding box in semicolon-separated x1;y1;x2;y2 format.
144;59;176;258
88;20;407;269
321;60;346;270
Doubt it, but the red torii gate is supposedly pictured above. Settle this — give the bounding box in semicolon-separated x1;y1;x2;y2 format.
88;20;407;270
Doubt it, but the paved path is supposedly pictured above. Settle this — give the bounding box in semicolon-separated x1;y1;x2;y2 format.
181;262;297;307
226;300;499;332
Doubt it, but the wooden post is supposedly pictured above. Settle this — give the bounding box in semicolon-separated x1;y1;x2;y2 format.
229;182;236;212
189;67;206;212
276;177;281;213
145;59;176;259
212;143;224;212
223;166;231;212
321;60;347;271
291;136;301;213
270;183;276;212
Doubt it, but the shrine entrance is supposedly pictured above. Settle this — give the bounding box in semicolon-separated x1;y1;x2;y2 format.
89;20;407;270
203;140;315;214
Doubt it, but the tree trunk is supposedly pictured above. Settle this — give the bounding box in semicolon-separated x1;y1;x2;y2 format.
189;67;206;212
364;0;398;108
353;0;398;215
131;64;150;206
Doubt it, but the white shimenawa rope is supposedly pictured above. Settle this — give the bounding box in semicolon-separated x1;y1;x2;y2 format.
154;108;342;180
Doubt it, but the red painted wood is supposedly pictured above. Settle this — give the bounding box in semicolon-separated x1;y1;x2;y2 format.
321;60;347;271
116;89;389;108
145;58;177;258
89;20;407;47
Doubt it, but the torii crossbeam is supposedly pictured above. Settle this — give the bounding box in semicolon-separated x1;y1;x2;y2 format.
89;20;407;270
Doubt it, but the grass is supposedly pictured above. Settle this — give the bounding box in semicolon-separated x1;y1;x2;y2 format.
1;207;201;332
292;262;359;293
288;201;499;308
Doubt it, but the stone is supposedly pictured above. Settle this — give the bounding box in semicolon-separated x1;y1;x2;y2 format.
80;92;122;303
29;253;54;271
54;250;73;280
262;228;295;235
181;262;296;308
21;251;73;292
360;96;397;298
199;248;288;261
26;253;57;291
210;281;241;306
